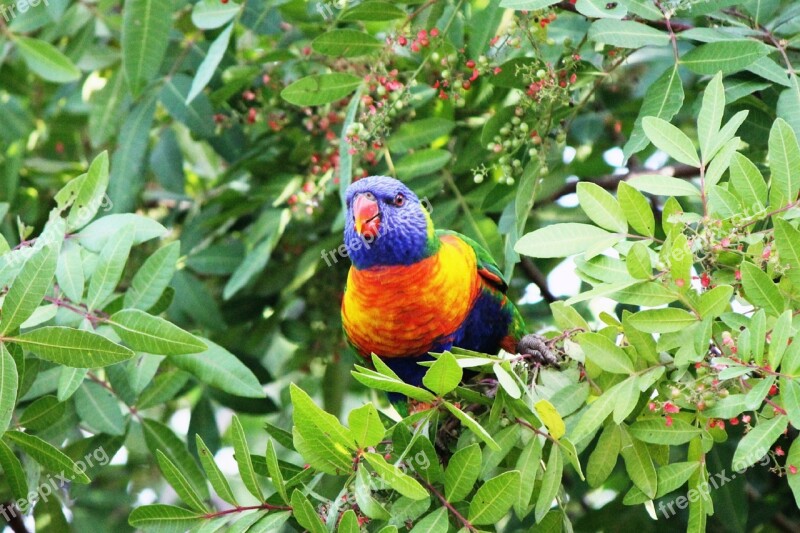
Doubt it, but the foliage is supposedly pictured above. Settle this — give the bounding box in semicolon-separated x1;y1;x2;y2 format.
1;0;800;532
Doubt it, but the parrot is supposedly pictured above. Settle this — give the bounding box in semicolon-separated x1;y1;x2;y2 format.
340;175;554;390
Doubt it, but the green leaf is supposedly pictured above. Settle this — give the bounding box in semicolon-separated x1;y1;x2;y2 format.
15;36;80;83
77;214;166;253
348;403;384;449
86;224;135;311
535;445;563;522
656;461;700;497
156;450;209;513
55;240;85;304
265;439;288;504
75;381;125;436
122;0;172;97
0;243;57;336
191;0;240;29
588;19;669;48
445;443;481;502
575;0;626;18
187;23;234;104
768;118;800;202
469;470;521;525
142;419;209;500
340;1;406;20
290;384;355;450
769;311;792;369
291;490;326;533
626;242;652;279
12;326;134;367
230;415;264;501
535;399;566;439
128;504;202;532
0;345;18;435
577;332;634;374
781;377;800;430
423;352;462;396
620;431;656;498
618;182;655;237
281;73;362;107
629;417;702;444
732;415;787;470
613;377;641;424
697;285;733;318
443;401;500;450
352;365;436;403
515;223;614;258
787;438;800;509
125;241;180;310
708;185;742;219
627;174;700;197
109;309;207;356
18;395;64;431
500;0;559;8
775;219;800;288
628;308;697;333
571;382;624;442
514;436;543;517
67;151;110;230
312;29;383;58
642;116;700;167
587;423;621;487
697;72;725;162
681;40;768;75
4;430;91;483
170;338;265;398
409;508;448;533
0;438;27;500
57;367;88;401
577;182;627;233
624;65;684;160
741;262;784;317
729;152;767;213
89;70;128;148
364;452;428;500
196;434;238;506
387;118;455;152
394;149;452;180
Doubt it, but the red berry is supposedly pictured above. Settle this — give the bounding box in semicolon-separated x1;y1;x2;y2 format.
729;417;739;426
665;415;673;427
466;59;476;69
769;384;779;396
430;28;439;37
462;80;471;90
790;465;798;475
398;36;407;46
775;446;785;456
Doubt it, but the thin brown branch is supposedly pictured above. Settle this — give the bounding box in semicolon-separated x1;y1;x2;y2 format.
520;258;556;303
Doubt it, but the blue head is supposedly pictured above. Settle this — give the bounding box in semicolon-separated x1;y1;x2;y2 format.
344;176;436;269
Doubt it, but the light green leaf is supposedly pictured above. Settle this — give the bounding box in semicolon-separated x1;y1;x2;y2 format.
128;504;202;532
627;174;700;197
142;418;209;500
191;0;240;29
469;470;521;525
626;242;652;279
394;149;452;180
620;431;656;498
109;309;207;356
535;445;562;522
515;223;614;258
741;262;784;317
624;65;684;160
656;461;700;497
708;185;742;219
230;415;264;502
588;19;668;48
730;152;767;213
697;285;733;318
787;438;800;509
187;23;234;104
613;377;640;424
443;402;499;450
409;508;448;533
67;152;110;230
0;345;18;435
587;423;620;487
291;490;327;533
55;240;85;304
445;443;481;503
196;435;238;506
364;452;428;500
618;182;655;237
628;308;697;333
156;450;209;513
281;73;362;107
86;224;135;311
122;0;173;97
348;403;385;448
12;327;134;367
312;29;383;58
15;36;80;83
4;430;91;483
423;352;462;396
577;182;627;233
577;332;634;374
77;214;166;253
125;241;180;310
629;417;702;444
642;116;700;167
387;118;455;152
265;439;288;504
697;72;725;163
0;244;57;336
768;118;800;202
75;381;125;436
681;40;768;75
340;2;406;20
0;438;27;500
732;415;787;470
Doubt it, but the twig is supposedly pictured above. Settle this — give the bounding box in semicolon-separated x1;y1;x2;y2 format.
418;476;476;532
519;258;556;303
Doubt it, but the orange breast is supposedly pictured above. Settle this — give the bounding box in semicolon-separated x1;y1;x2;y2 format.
341;235;479;358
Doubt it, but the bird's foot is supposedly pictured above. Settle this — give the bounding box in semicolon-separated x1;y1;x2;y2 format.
516;334;558;366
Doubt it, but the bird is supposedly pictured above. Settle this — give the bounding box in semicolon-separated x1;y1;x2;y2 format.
340;175;555;392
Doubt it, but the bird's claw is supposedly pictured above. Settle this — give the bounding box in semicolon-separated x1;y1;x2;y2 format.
516;334;558;366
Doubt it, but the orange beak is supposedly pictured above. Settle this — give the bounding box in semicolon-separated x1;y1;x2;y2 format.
353;193;381;238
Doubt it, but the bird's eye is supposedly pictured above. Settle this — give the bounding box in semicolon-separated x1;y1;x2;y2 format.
393;193;405;206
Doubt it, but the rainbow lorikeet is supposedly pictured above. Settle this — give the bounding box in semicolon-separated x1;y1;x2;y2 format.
341;176;553;389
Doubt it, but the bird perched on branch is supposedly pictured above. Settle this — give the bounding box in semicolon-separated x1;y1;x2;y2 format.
341;175;554;390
